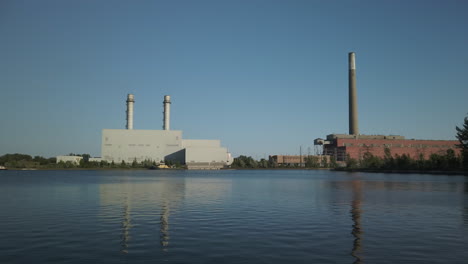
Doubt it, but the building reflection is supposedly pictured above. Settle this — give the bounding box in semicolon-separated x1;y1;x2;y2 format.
99;174;186;253
350;179;363;264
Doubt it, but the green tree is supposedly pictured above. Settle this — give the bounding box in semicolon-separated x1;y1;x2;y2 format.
382;148;394;169
329;156;338;168
456;115;468;169
33;156;49;165
361;152;383;169
305;156;319;168
231;155;258;168
321;156;329;168
346;154;358;169
258;158;269;168
394;154;414;170
82;154;90;163
445;149;459;169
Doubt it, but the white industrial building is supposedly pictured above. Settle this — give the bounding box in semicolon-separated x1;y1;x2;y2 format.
101;94;233;169
56;155;83;165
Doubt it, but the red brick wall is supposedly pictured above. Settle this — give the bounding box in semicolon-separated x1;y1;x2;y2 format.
334;138;460;160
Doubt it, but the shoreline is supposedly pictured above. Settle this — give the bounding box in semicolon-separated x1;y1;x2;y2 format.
2;167;467;175
334;168;468;176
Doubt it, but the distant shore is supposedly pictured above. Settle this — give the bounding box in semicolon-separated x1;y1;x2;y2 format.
334;168;468;176
2;167;330;171
2;167;466;175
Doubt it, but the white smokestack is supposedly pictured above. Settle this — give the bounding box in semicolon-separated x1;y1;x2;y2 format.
126;94;134;130
163;95;171;130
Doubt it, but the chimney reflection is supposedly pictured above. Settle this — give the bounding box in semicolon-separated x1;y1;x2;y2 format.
120;195;131;254
99;175;186;254
350;179;363;264
160;202;170;251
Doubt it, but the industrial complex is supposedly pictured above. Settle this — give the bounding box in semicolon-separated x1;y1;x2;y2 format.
101;94;233;169
55;52;459;169
314;52;459;162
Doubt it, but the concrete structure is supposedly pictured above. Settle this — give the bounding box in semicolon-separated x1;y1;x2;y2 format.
56;155;83;165
349;52;359;135
314;52;460;162
163;95;170;130
102;129;184;163
126;94;134;130
89;157;103;162
102;95;232;169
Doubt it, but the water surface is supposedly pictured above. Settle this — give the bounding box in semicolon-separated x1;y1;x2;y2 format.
0;169;467;263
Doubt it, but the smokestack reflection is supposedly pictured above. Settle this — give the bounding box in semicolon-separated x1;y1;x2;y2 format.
99;176;186;254
120;195;132;254
350;179;363;264
160;202;170;251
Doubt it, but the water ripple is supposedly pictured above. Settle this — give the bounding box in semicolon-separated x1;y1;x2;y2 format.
0;170;467;263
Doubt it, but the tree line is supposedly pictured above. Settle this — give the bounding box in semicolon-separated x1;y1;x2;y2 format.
345;148;464;171
0;153;183;169
230;155;337;169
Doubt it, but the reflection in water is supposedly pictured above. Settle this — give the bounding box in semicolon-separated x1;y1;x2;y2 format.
350;179;363;264
121;195;131;254
99;175;186;254
160;202;170;251
464;182;468;225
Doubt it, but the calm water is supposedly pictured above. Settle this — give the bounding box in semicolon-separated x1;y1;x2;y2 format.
0;169;467;264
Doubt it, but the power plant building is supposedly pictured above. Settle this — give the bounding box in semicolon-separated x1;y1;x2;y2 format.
315;52;460;162
101;94;233;169
315;135;459;162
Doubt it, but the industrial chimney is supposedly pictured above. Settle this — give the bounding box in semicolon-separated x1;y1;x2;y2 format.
163;95;171;130
349;52;359;135
126;94;135;130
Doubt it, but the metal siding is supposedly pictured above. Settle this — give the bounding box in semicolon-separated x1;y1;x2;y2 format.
182;139;221;148
101;129;183;163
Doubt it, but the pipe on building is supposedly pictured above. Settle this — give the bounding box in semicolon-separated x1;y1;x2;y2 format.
349;52;359;135
126;94;135;130
163;95;171;130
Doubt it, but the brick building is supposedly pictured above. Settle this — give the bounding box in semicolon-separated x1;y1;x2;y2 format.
315;134;459;162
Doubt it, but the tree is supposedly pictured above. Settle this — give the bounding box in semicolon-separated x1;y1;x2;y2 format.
361;152;382;169
445;149;459;169
382;148;394;169
329;156;338;168
321;156;329;168
305;156;319;168
395;154;414;170
258;159;269;168
346;154;358;169
82;154;90;163
456;115;468;169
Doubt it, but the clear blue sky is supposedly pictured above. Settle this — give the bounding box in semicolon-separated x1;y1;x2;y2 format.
1;0;467;158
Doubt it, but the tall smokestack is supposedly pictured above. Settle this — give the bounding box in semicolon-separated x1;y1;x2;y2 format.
163;95;171;130
126;94;135;130
349;52;359;135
